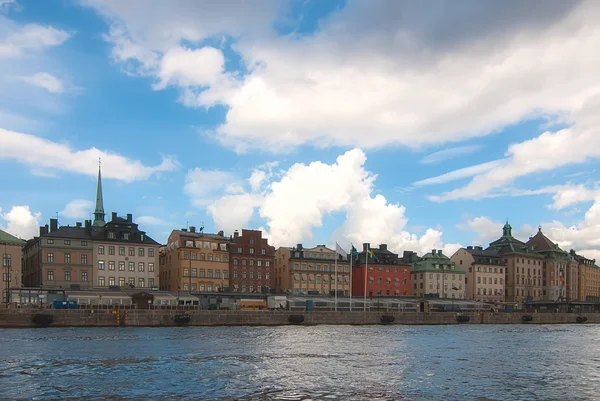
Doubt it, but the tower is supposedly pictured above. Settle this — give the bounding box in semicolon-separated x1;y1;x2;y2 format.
502;219;512;238
92;159;105;227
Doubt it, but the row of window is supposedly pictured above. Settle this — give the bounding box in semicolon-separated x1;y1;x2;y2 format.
183;268;228;279
294;276;348;283
98;276;155;288
183;252;228;262
293;263;349;272
476;288;503;295
47;239;87;246
232;259;270;267
370;289;408;296
476;277;504;285
231;285;262;292
368;277;408;285
416;273;462;280
46;270;89;281
234;247;268;255
98;246;155;257
468;266;504;274
182;283;220;292
184;240;225;250
47;253;88;264
415;282;464;290
514;258;542;266
368;267;409;274
231;270;270;280
293;251;336;259
98;261;155;272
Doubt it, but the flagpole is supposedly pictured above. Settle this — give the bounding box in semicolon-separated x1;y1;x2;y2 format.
364;247;367;312
349;244;353;312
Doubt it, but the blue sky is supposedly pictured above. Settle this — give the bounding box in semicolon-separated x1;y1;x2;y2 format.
1;0;600;259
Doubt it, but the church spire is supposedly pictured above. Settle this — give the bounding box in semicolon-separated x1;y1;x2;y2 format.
93;158;105;227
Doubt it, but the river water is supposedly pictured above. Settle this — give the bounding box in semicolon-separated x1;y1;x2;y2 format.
1;325;599;400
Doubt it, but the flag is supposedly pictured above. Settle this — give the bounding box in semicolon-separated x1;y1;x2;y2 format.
335;242;347;258
367;248;377;261
351;244;359;256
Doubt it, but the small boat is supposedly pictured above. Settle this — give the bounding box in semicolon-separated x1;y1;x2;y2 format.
521;315;534;322
456;314;470;323
380;315;395;324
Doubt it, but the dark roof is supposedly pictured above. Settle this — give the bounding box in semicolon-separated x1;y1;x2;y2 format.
526;228;559;252
487;234;543;258
463;247;506;264
91;224;160;245
44;226;92;240
172;230;228;241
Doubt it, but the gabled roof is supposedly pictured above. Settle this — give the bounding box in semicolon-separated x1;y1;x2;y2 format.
487;221;544;258
526;227;559;252
0;229;25;245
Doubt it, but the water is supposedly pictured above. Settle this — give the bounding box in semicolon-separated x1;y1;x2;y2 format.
1;325;599;400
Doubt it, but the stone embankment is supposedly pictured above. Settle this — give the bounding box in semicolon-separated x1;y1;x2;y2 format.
1;309;598;328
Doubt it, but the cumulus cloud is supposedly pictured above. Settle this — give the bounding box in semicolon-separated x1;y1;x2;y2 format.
59;199;93;219
183;168;238;208
203;149;458;255
0;205;41;239
17;72;65;93
83;1;600;153
457;216;504;245
0;22;70;58
0;129;179;182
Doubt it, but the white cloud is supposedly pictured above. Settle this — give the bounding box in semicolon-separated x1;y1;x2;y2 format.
59;199;93;219
136;215;169;226
0;22;70;58
414;159;506;187
85;1;600;154
17;72;64;93
0;128;179;182
205;148;458;255
419;145;483;165
0;205;40;239
183;168;237;208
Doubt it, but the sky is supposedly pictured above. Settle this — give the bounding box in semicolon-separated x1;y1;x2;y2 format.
1;0;600;259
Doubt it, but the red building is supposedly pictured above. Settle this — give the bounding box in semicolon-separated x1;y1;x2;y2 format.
228;229;275;293
352;243;411;297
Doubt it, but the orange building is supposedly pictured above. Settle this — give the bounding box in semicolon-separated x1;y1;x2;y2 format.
159;227;229;292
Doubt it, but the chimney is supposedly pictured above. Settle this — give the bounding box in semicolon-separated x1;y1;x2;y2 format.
85;220;91;229
380;244;387;251
363;243;370;252
181;228;188;232
234;230;239;238
467;246;473;250
76;222;82;228
39;225;48;236
432;249;436;255
190;226;196;233
127;213;132;222
50;218;58;232
217;230;224;237
297;244;303;250
112;212;117;221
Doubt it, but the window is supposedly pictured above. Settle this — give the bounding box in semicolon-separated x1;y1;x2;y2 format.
242;259;247;266
199;253;205;260
108;246;115;255
258;271;262;280
250;260;254;266
107;231;116;239
119;261;125;271
207;284;213;291
109;261;115;271
62;239;71;246
242;271;247;279
148;248;154;257
123;233;130;240
129;247;135;256
138;278;145;288
138;262;144;272
139;248;145;257
250;248;255;254
148;263;154;272
98;276;105;286
266;261;270;267
233;270;238;279
129;262;135;271
224;270;229;279
223;255;228;262
183;268;189;277
63;253;71;263
149;278;155;288
47;253;54;263
215;269;221;279
192;253;197;260
250;271;254;279
109;277;115;286
119;247;125;256
128;278;135;285
82;271;88;281
208;254;213;261
200;269;205;278
98;261;105;270
257;260;262;267
119;277;125;286
208;269;213;278
216;254;221;262
81;241;87;246
98;246;104;255
47;239;54;245
234;259;239;265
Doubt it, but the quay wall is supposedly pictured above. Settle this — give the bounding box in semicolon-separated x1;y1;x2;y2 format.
1;309;599;328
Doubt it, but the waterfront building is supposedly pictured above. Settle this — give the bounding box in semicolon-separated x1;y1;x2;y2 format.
91;212;160;290
486;222;544;303
571;250;600;302
351;243;411;297
274;244;350;295
450;246;505;303
22;219;94;289
410;249;464;299
1;229;25;304
526;227;578;301
227;229;275;293
159;227;229;292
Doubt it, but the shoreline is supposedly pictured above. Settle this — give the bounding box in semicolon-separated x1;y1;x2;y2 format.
1;309;597;328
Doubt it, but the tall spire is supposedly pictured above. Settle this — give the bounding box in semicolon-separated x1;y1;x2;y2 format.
93;158;105;227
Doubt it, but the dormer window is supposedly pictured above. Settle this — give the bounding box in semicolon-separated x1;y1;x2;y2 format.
122;232;130;240
107;231;116;240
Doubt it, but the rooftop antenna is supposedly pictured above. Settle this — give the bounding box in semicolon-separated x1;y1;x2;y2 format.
186;221;189;230
56;212;59;227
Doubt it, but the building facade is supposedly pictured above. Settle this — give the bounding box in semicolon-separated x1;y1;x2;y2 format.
159;227;229;292
228;229;275;293
351;244;411;297
526;227;577;301
486;222;544;304
274;244;350;295
410;249;465;299
91;212;160;290
22;219;94;290
1;229;25;304
571;250;600;302
451;246;505;303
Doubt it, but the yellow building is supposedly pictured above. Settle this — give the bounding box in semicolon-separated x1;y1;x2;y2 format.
571;250;600;302
159;227;229;292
